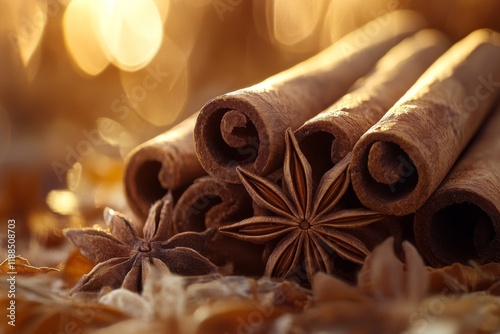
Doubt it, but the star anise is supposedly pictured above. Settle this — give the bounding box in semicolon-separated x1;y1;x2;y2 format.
219;128;385;284
277;238;428;333
64;192;217;293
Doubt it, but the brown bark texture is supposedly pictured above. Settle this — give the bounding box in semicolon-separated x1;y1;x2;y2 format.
124;113;206;218
414;103;500;267
350;29;500;216
195;10;427;184
295;29;450;182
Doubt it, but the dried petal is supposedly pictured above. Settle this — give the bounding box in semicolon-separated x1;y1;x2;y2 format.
310;228;369;264
428;262;500;294
237;166;298;219
162;228;215;253
266;230;304;279
144;191;175;242
219;217;297;243
0;277;128;334
304;234;331;283
284;128;313;219
308;232;335;273
104;208;138;245
0;256;58;276
313;208;386;227
402;241;428;302
59;250;95;286
313;272;370;303
143;199;164;241
71;257;134;293
312;153;351;218
147;258;172;275
159;248;217;275
357;238;405;301
64;228;132;263
122;265;141;292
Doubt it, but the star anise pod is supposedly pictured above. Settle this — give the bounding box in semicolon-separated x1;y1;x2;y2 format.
64;192;218;293
277;238;428;334
219;128;385;284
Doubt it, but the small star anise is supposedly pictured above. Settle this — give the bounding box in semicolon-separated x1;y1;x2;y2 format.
64;192;217;293
219;128;385;284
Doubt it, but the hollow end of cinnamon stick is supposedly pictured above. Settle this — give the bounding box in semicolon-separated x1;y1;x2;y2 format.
124;114;206;219
172;176;253;232
195;93;274;184
295;119;353;184
172;176;265;276
350;131;426;216
414;190;500;267
350;29;500;216
125;146;175;218
414;103;500;267
296;29;450;184
194;10;428;184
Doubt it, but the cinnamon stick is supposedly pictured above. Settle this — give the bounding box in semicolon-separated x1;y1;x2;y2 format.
194;10;427;184
350;29;500;216
295;29;450;182
124;113;205;218
414;103;500;267
172;176;264;275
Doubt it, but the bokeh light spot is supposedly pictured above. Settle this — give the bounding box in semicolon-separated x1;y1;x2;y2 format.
272;0;324;46
97;0;164;71
63;0;109;76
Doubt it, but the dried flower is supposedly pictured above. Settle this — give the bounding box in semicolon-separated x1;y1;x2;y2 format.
64;192;217;293
220;129;385;283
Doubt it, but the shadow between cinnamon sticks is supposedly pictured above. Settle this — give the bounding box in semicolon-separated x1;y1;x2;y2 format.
414;103;500;267
350;29;500;216
124;113;206;218
172;176;264;275
295;29;450;183
194;10;427;184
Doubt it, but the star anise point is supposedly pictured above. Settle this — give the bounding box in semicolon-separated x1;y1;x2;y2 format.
65;191;218;294
221;129;387;284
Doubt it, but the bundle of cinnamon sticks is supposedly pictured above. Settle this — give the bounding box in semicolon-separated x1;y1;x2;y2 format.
124;10;500;278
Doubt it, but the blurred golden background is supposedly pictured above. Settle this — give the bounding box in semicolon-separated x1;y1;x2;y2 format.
0;0;499;265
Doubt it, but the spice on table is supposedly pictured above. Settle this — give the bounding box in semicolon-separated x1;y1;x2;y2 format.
64;192;217;293
219;129;387;284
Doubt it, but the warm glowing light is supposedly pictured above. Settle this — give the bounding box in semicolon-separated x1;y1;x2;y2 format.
323;0;358;46
63;0;109;75
16;0;47;67
63;0;165;73
46;190;79;215
119;38;188;126
183;0;213;7
97;0;164;71
67;162;82;192
272;0;324;46
97;117;136;157
153;0;170;23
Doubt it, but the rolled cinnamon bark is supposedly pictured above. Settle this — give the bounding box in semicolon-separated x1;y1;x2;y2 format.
350;29;500;216
295;29;450;182
172;176;264;275
414;103;500;267
124;113;205;218
195;10;427;183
